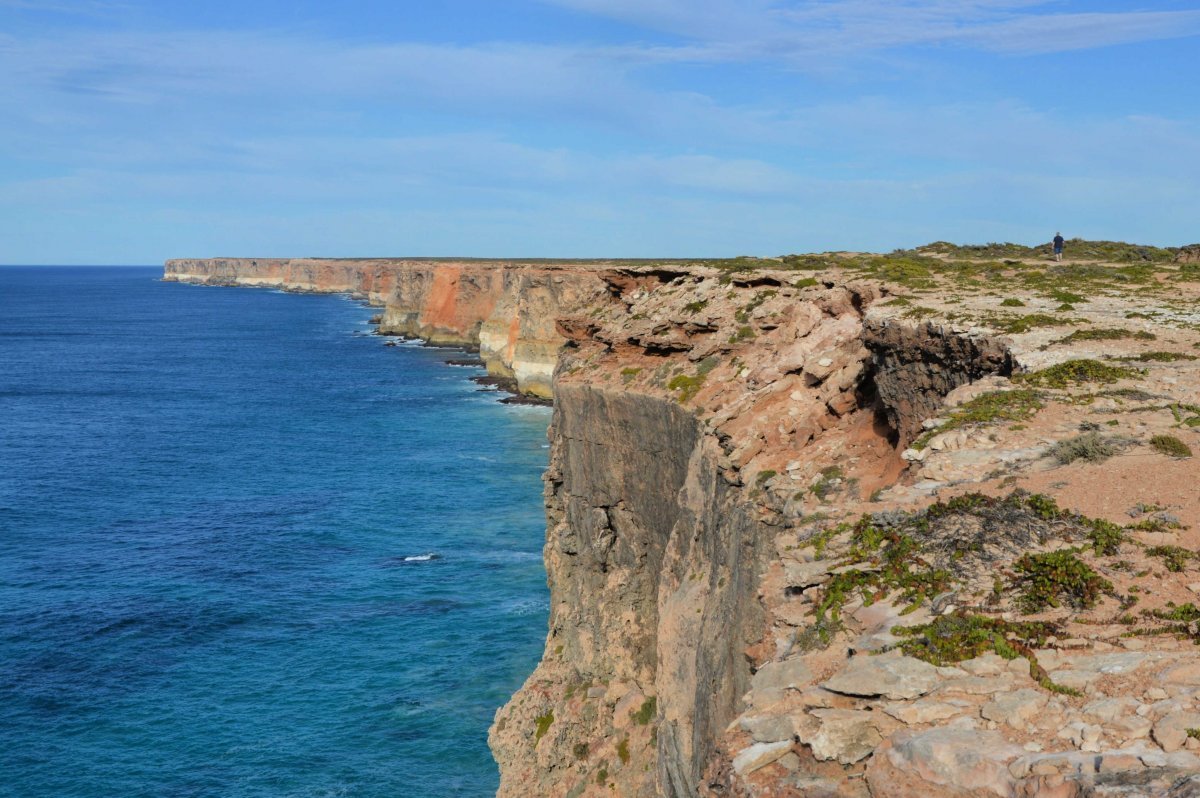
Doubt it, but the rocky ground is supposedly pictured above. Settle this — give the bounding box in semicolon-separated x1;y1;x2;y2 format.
489;241;1200;798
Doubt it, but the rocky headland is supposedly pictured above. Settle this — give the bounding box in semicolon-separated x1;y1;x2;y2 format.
165;242;1200;797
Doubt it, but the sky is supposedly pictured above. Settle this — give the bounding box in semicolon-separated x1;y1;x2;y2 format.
2;1;1199;263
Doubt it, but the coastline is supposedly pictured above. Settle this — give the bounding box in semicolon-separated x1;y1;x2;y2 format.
165;252;1200;798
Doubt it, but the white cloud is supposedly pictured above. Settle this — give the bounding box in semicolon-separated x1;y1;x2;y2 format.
542;0;1200;58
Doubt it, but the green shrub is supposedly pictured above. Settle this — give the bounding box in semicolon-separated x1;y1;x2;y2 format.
534;711;555;741
1146;545;1194;573
1150;435;1192;458
1047;288;1087;304
1130;351;1197;362
1048;433;1121;465
734;290;777;323
913;389;1043;449
1085;520;1125;556
1013;550;1112;612
667;373;707;403
1000;298;1025;307
896;613;1056;666
994;314;1071;334
1016;359;1137;389
896;613;1075;694
632;697;656;725
1052;328;1155;345
728;325;755;343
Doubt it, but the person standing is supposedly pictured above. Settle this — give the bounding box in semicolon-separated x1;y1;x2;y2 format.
1053;232;1065;262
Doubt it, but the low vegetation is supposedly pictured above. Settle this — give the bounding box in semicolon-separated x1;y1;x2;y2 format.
919;239;1178;263
1048;432;1122;465
1051;328;1155;345
1146;545;1195;573
1016;359;1138;389
1128;351;1198;362
666;357;718;403
632;697;656;725
534;711;555;742
1149;434;1193;458
667;373;706;403
991;313;1072;334
1012;550;1113;613
895;613;1078;693
728;325;755;343
913;389;1042;449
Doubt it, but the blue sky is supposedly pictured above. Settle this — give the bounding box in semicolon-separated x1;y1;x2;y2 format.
2;0;1198;263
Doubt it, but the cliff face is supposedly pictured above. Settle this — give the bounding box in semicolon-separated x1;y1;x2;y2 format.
489;261;1200;798
487;268;1027;798
164;258;606;399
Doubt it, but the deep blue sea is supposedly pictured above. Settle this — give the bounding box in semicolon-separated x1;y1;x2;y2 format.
0;267;551;798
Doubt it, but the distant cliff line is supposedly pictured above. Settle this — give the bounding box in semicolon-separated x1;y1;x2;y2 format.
163;257;611;400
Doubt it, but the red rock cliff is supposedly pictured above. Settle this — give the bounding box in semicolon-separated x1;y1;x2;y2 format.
163;258;608;399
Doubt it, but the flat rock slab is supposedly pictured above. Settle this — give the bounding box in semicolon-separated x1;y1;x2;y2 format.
739;713;797;744
866;728;1023;798
883;699;967;725
1159;659;1200;686
981;688;1048;731
783;560;830;589
752;657;814;707
732;740;794;776
824;654;940;700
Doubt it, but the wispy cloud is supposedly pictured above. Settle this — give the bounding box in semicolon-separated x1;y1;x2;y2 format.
0;0;125;15
2;1;1197;262
544;0;1200;59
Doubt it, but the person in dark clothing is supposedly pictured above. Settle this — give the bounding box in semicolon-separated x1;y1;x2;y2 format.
1053;233;1065;262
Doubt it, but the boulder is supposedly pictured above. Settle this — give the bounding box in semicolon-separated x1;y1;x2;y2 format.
799;709;884;764
1152;711;1200;753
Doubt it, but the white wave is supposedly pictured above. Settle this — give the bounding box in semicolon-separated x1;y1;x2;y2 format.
504;598;550;616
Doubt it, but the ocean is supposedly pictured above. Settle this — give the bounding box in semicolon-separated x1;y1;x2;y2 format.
0;266;551;797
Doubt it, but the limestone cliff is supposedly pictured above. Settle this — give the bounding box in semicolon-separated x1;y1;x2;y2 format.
488;255;1200;798
487;269;1024;797
163;258;607;399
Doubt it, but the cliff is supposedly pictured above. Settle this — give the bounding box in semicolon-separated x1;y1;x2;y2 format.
166;250;1200;797
163;257;609;399
485;254;1200;798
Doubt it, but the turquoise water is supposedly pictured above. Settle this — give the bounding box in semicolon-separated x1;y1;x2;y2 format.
0;267;551;797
